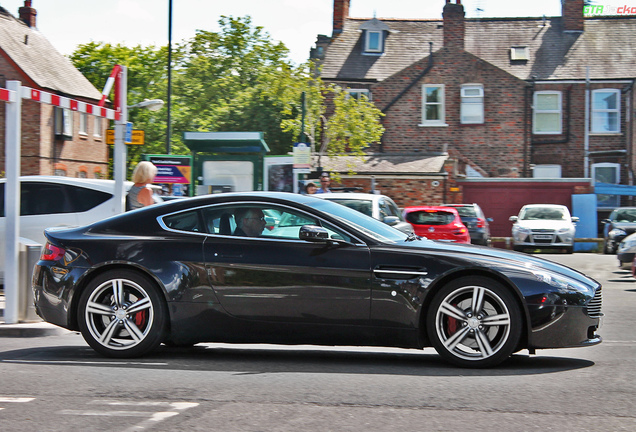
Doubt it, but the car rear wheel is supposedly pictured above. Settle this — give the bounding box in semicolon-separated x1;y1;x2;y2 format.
426;276;522;368
78;269;167;358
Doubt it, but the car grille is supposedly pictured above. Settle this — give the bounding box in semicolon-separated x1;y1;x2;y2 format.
587;287;603;318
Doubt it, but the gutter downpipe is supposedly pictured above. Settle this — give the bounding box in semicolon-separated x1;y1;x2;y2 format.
584;66;590;178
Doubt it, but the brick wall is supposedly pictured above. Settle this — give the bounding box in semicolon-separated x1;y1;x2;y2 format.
0;56;109;178
372;47;528;178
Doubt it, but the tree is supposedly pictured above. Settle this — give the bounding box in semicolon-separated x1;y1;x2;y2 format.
70;16;384;176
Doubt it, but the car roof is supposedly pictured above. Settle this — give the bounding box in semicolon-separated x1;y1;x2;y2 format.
404;205;460;214
0;176;133;192
521;204;568;209
316;193;389;202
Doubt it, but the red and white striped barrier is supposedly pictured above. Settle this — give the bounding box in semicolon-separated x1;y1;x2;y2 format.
0;85;120;120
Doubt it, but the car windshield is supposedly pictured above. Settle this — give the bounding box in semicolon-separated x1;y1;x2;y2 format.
614;209;636;222
307;198;408;242
520;207;567;221
449;206;476;217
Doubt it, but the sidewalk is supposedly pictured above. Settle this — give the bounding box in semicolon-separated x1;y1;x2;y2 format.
0;290;69;337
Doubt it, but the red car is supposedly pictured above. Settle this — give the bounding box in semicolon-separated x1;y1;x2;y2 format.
403;206;471;243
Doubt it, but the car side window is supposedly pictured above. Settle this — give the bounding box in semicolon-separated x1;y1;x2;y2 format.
200;204;353;242
21;182;70;215
163;210;204;233
67;185;111;212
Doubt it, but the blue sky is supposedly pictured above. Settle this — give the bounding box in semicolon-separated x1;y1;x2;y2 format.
0;1;629;65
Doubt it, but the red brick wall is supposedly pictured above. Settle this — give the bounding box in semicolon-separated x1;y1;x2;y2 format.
0;58;109;178
372;47;528;178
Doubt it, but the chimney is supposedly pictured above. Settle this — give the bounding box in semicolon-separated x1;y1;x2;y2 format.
19;0;36;28
443;0;465;49
562;0;584;32
333;0;350;36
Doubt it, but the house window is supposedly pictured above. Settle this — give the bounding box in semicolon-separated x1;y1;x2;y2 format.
347;89;371;101
421;85;446;126
460;84;484;124
54;107;73;140
93;116;102;137
365;30;383;53
593;162;620;208
79;113;88;135
77;166;88;178
592;89;620;133
510;46;529;61
533;91;562;134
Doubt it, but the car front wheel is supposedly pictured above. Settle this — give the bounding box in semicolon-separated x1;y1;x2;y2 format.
78;270;167;358
427;276;522;368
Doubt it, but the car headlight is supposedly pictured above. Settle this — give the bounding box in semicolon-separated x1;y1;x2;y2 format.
609;228;627;237
514;226;532;234
532;270;595;297
556;227;573;234
618;237;636;253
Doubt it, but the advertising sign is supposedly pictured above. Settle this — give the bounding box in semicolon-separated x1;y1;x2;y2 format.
146;155;192;184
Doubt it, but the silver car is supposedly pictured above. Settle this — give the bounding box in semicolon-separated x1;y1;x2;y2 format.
509;204;579;254
316;192;414;234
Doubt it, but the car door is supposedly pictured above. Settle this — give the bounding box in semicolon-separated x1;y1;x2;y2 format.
201;203;372;326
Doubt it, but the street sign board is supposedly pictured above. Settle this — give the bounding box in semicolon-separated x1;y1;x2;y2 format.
106;129;145;145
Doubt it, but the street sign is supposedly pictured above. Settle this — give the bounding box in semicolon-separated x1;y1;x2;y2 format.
106;129;145;145
125;121;133;142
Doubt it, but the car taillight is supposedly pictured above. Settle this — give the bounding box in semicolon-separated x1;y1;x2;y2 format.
476;218;486;228
41;242;66;261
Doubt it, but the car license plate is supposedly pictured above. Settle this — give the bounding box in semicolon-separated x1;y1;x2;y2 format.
533;234;552;240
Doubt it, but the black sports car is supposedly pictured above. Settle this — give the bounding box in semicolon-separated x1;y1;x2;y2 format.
33;192;603;368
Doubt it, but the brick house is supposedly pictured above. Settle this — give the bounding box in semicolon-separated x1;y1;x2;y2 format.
0;1;109;179
312;0;636;212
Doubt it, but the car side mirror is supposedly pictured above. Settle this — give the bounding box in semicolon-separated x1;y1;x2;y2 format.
299;225;329;242
383;216;400;226
571;216;580;223
509;216;518;222
601;218;611;224
487;217;494;222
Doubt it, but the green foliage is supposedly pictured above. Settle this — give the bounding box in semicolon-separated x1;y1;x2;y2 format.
70;16;384;177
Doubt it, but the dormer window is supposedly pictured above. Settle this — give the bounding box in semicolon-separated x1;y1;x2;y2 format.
510;46;529;61
359;18;390;55
366;31;382;52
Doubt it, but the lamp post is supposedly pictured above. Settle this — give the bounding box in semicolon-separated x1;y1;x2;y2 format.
113;66;164;214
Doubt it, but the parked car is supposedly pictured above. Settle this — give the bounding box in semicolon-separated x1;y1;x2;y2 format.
617;232;636;268
442;203;492;246
509;204;579;254
402;206;471;243
601;207;636;254
0;176;161;286
315;192;413;234
33;192;602;368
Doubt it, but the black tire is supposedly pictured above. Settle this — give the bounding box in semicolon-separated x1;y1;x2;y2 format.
513;245;524;252
426;276;522;368
564;246;574;254
78;269;167;358
603;241;610;254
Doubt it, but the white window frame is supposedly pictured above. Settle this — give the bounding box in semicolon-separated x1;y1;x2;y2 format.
365;30;383;53
346;89;371;101
420;84;446;127
93;116;102;138
533;91;562;134
592;162;620;208
54;107;73;140
460;84;484;124
79;112;88;135
591;88;620;134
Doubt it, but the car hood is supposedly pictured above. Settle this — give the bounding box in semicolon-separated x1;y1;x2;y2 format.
515;220;574;230
388;238;596;287
609;222;636;230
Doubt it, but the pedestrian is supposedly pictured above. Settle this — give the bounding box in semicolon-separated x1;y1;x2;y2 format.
304;182;318;194
315;172;332;194
126;161;158;210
